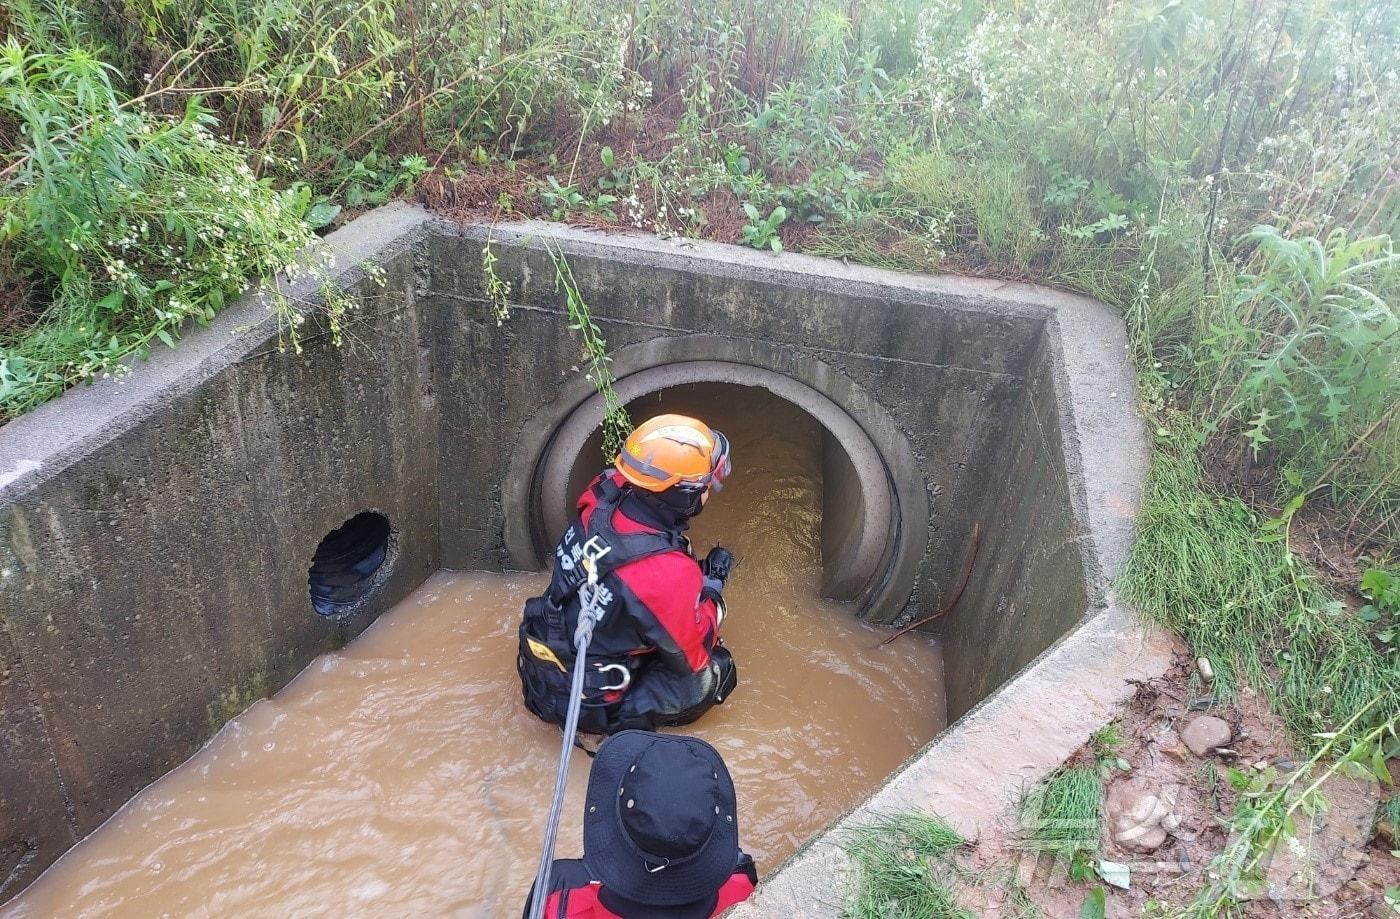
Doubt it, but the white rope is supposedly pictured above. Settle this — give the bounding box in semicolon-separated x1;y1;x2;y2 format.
526;542;611;919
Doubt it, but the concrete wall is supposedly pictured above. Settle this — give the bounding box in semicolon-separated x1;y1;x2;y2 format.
0;204;1153;899
432;221;1045;618
731;263;1163;919
0;207;441;897
940;335;1087;720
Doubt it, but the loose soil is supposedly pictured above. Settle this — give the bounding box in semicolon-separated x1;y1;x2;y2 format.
989;654;1399;918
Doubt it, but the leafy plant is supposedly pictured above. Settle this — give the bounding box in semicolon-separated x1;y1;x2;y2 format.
539;175;616;220
481;237;512;325
1089;723;1125;769
0;37;333;417
539;176;588;218
594;147;632;194
1063;213;1130;240
1187;706;1397;915
1205;227;1399;459
337;153;431;209
740;202;787;252
549;246;630;459
1078;887;1106;919
1360;568;1400;650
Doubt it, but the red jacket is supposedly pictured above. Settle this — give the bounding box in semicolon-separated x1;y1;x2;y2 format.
527;857;757;918
518;472;731;734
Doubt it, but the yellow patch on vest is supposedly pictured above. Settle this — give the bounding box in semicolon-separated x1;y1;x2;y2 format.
526;637;567;672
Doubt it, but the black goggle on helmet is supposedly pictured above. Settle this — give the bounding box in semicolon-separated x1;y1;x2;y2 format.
674;429;732;493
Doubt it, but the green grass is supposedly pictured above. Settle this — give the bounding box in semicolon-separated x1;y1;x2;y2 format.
1088;723;1122;764
1383;795;1400;836
0;22;350;419
1119;446;1400;744
1017;767;1103;856
4;0;1399;505
842;814;972;919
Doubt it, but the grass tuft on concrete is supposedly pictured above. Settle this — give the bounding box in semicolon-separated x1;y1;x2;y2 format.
842;814;972;919
1017;766;1103;856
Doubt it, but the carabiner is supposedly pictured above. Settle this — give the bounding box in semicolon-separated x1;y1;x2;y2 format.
596;663;631;692
580;536;613;584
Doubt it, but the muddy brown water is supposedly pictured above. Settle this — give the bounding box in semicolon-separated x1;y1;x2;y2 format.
4;388;946;917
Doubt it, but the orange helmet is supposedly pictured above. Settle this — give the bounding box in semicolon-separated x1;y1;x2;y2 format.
615;414;732;493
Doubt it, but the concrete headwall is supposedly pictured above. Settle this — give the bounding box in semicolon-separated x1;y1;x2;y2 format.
941;334;1087;720
0;204;1151;898
433;221;1046;616
0;206;440;896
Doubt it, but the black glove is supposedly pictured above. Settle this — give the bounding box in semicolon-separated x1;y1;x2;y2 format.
701;547;735;585
710;644;738;704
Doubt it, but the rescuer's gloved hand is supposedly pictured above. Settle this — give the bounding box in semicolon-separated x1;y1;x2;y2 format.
701;547;735;585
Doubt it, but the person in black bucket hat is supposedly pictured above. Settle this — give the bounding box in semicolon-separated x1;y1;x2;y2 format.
523;730;757;918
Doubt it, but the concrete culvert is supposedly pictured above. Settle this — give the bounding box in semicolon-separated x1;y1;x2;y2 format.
531;368;909;619
0;206;1166;911
307;511;394;618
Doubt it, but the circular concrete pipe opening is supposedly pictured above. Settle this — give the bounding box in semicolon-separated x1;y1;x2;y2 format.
519;358;921;619
307;511;395;619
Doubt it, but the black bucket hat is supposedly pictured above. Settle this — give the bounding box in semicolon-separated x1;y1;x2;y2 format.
582;730;740;907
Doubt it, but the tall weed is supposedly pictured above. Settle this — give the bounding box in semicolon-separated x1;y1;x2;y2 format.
1120;445;1400;742
0;37;328;417
1202;227;1398;465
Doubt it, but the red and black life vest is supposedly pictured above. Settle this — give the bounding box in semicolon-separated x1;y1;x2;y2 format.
545;474;686;614
518;474;691;733
541;871;756;918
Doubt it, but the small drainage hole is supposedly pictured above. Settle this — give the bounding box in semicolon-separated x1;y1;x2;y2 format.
308;511;392;618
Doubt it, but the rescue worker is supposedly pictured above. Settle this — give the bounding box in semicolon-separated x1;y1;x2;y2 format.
518;414;738;736
523;730;757;918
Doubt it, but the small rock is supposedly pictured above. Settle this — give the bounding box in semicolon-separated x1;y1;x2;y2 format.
1160;741;1191;763
1196;656;1214;681
1345;879;1374;897
1180;715;1233;756
1118;825;1168;853
1108;782;1179;854
1161;813;1183;833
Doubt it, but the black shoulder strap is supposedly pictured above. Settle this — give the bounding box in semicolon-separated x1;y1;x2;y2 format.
547;477;683;604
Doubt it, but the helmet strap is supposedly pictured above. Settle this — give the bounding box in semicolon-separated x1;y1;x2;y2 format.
626;484;702;529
